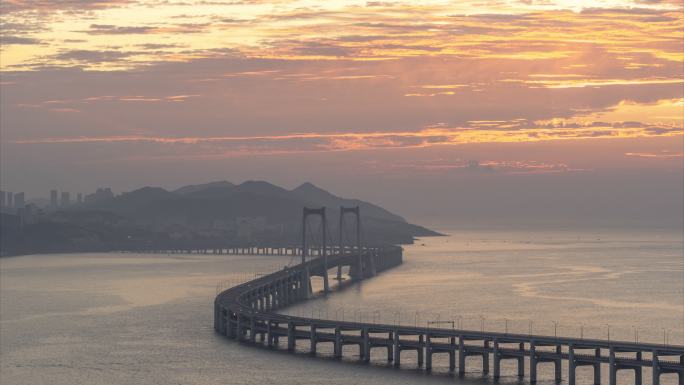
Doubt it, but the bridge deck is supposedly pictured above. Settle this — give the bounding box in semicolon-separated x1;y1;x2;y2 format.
214;247;684;384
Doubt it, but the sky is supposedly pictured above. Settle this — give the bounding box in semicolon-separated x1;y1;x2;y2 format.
1;0;683;228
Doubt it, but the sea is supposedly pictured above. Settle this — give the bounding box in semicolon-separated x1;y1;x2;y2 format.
1;228;682;385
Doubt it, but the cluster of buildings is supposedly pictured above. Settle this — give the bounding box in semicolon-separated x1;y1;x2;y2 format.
45;188;114;209
1;187;115;216
0;191;26;210
1;191;33;230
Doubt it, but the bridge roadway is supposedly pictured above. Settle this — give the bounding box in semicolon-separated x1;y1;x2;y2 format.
214;247;684;385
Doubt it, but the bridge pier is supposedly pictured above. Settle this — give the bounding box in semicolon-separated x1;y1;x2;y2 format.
334;327;342;358
483;340;490;374
387;332;394;362
393;331;401;366
225;309;233;338
595;349;602;385
249;315;256;343
530;341;537;383
636;352;643;385
653;351;660;385
555;345;562;382
519;343;526;377
450;337;457;372
425;335;432;371
236;312;244;341
609;347;649;385
493;340;525;380
418;334;425;367
569;345;576;385
310;325;317;354
610;347;618;385
493;340;500;379
530;342;562;383
459;336;466;375
267;320;273;347
287;322;295;351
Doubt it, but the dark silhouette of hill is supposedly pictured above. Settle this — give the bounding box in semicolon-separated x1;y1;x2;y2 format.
88;181;440;240
83;187;180;221
292;182;405;223
1;181;441;256
174;180;234;195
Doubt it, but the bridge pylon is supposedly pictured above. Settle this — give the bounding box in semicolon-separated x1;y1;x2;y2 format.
302;207;329;294
338;206;363;280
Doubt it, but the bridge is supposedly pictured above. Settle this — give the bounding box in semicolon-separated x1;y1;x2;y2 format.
214;207;684;385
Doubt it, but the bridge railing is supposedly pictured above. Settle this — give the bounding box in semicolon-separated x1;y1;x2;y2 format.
278;305;684;346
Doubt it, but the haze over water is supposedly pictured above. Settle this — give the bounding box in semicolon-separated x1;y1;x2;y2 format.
1;228;682;385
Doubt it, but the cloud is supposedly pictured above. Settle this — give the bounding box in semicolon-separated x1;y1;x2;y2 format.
136;43;184;50
272;40;354;58
359;158;584;175
625;151;684;158
1;36;42;45
54;49;137;64
9;118;682;158
504;76;684;89
2;1;682;71
1;0;133;13
84;24;156;35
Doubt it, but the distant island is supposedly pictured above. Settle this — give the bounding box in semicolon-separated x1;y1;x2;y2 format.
0;181;441;257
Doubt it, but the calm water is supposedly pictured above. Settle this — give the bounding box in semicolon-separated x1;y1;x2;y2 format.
1;229;682;384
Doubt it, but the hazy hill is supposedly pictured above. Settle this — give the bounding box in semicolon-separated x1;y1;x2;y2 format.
114;181;437;239
1;181;441;255
173;181;235;195
292;182;405;223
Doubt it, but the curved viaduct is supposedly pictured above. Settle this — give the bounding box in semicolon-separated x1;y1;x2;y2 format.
214;246;684;385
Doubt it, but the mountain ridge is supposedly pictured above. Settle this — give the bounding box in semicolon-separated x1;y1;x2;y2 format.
1;180;441;256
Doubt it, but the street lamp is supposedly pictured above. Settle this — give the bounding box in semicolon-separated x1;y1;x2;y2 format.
632;325;638;343
663;329;670;345
552;321;559;337
372;310;380;324
335;307;345;321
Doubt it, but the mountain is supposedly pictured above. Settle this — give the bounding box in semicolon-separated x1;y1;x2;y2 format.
292;182;405;223
82;187;179;221
2;180;441;255
174;181;234;195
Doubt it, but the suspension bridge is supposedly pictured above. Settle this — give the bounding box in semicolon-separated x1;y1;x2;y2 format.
214;206;684;385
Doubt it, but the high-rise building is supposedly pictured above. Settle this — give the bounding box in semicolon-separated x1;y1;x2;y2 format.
60;192;70;207
84;188;114;203
14;192;25;209
0;190;5;208
7;192;13;208
77;193;83;204
51;190;58;208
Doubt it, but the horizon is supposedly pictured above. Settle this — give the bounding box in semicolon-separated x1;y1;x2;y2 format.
2;177;683;230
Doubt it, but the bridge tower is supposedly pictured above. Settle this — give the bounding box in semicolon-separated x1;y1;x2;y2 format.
337;206;363;280
302;207;330;293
